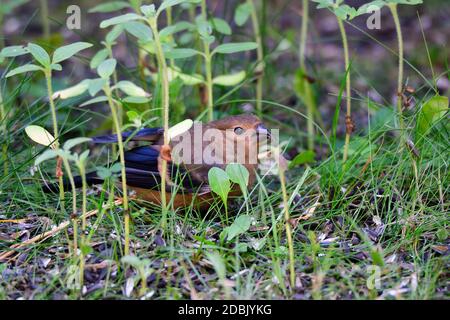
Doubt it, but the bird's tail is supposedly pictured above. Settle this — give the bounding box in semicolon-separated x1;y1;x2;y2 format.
42;172;104;193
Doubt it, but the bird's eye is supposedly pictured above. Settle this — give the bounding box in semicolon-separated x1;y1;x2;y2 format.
234;127;244;135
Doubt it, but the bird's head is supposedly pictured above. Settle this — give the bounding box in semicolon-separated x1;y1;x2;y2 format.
162;114;273;169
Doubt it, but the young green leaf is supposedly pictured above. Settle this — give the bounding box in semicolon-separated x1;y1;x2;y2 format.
211;18;232;35
80;96;109;107
124;22;153;42
105;25;125;44
89;1;130;13
27;43;51;67
99;13;143;28
90;49;109;69
34;149;58;166
159;21;193;38
5;64;42;78
212;70;246;86
114;81;150;97
88;78;108;96
53;80;89;99
122;96;151;104
140;4;156;17
212;42;258;55
289;150;315;168
25;125;56;149
0;45;28;57
234;2;252;26
52;42;93;64
50;64;62;71
225;163;249;193
96;166;112;179
164;48;200;59
224;215;252;241
168;119;193;141
97;58;117;78
208;167;231;205
157;0;200;16
79;150;90;164
63;137;92;151
416;95;448;141
176;72;205;85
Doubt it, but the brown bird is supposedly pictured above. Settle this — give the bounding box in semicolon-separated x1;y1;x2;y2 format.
46;114;280;209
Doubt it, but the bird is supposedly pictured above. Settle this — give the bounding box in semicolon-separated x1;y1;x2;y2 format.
44;114;281;209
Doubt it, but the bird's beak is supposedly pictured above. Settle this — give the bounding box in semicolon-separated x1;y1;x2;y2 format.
256;123;271;141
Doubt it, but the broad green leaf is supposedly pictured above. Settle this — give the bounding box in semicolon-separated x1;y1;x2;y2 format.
100;13;143;28
1;45;28;57
168;119;193;140
63;137;92;151
25;125;56;149
50;64;62;71
89;1;130;13
88;78;107;96
111;163;122;173
90;49;109;69
140;4;156;17
157;0;200;16
79;150;90;164
34;149;57;166
52;42;93;64
208;167;231;205
388;0;422;4
114;81;150;97
122;96;151;104
224;215;251;241
416;95;448;141
225;163;249;194
80;96;108;107
164;48;200;59
159;21;194;38
97;58;117;78
205;251;226;280
96;166;112;179
27;43;50;67
196;17;213;41
124;22;153;41
289;150;315;168
334;4;358;20
177;72;204;85
211;18;231;35
212;70;246;86
127;110;140;122
234;2;252;26
105;24;124;44
356;0;387;16
5;64;42;78
212;42;258;55
53;80;89;99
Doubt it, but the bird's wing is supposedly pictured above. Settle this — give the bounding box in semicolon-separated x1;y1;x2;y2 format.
123;146;205;193
93;127;164;144
123;146;161;189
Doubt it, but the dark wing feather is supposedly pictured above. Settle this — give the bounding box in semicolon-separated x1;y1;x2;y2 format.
122;146;161;189
93;128;164;144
